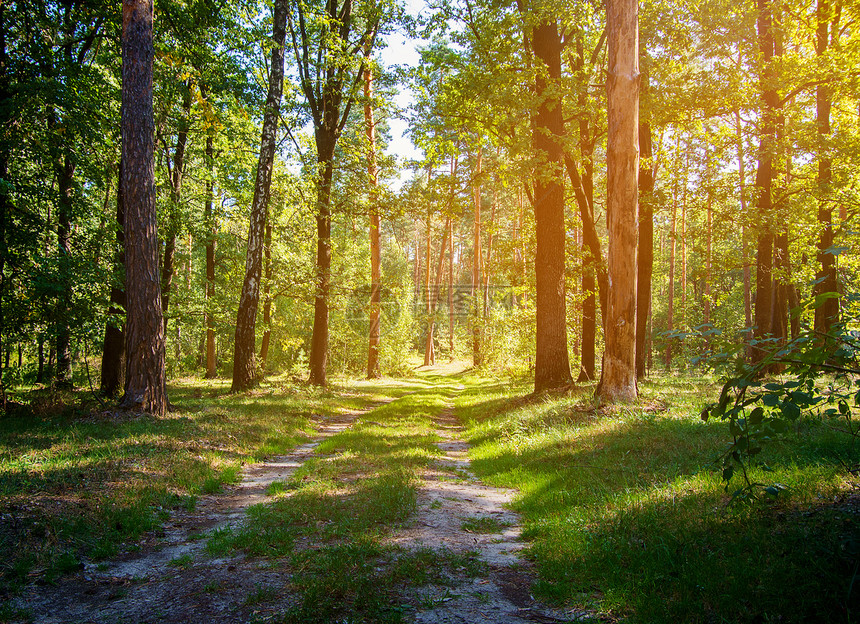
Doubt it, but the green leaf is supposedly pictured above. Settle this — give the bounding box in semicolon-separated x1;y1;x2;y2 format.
749;406;764;426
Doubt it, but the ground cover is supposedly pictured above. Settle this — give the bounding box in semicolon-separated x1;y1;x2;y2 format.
457;372;860;623
0;375;395;599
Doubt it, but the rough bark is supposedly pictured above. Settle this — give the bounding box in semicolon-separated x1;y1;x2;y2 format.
100;160;126;397
231;0;287;391
531;20;572;392
120;0;168;414
597;0;639;403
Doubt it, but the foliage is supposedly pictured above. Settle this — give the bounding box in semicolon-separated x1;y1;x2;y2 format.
702;293;860;499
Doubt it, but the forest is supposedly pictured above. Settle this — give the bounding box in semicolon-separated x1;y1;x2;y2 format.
1;0;860;621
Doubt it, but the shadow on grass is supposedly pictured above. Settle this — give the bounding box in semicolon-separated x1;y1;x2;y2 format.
456;379;860;623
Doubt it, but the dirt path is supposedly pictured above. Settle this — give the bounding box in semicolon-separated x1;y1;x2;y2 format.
12;385;587;623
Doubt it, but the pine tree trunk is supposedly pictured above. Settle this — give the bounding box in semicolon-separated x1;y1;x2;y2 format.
597;0;639;403
424;207;434;366
120;0;168;414
231;0;287;391
531;20;572;392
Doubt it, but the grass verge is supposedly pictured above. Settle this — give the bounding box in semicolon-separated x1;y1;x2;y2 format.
456;372;860;623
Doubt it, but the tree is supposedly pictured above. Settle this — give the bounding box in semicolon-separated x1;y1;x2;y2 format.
231;0;288;391
121;0;168;414
364;63;382;379
288;0;381;386
528;17;572;392
597;0;639;403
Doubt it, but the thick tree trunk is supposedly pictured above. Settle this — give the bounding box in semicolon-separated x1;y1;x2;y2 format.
120;0;168;414
101;160;126;396
308;152;334;386
364;66;381;379
752;0;777;365
636;118;654;380
531;20;572;392
597;0;639;403
231;0;287;391
735;111;754;359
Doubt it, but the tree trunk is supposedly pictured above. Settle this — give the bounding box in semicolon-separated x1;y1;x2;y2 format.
161;86;193;337
364;65;382;379
635;116;654;380
471;146;482;368
813;0;839;333
308;151;334;386
597;0;639;403
203;131;217;379
101;159;126;397
531;20;572;392
735;111;754;359
259;219;273;372
55;151;74;388
231;0;287;391
666;179;677;370
752;0;777;366
424;206;434;366
120;0;168;414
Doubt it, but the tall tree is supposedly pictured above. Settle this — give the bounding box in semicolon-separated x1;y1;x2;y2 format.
364;63;382;379
121;0;168;414
751;0;777;365
231;0;288;391
597;0;639;402
100;161;126;397
289;0;380;386
813;0;839;334
635;61;655;380
528;17;572;392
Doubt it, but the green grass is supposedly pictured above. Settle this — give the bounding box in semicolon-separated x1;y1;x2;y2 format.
456;372;860;623
0;373;387;593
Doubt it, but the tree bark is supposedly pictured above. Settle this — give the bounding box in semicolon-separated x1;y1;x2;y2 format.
597;0;639;403
752;0;777;366
120;0;168;414
666;178;677;370
100;159;126;397
364;65;382;379
471;146;482;368
635;116;654;380
813;0;839;333
231;0;287;391
424;206;434;366
259;219;273;371
160;85;193;336
531;20;572;392
203;130;217;379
